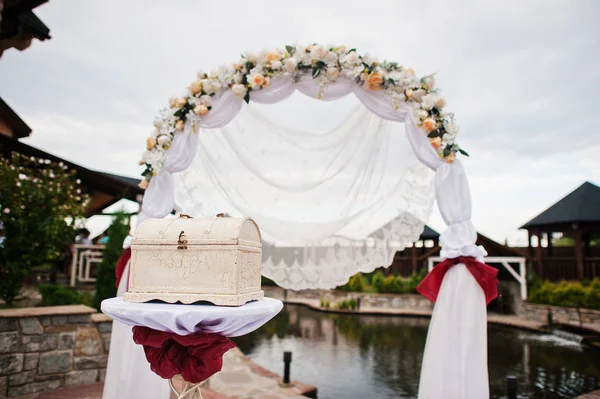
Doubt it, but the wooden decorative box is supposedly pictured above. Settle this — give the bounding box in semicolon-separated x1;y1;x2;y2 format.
123;214;264;306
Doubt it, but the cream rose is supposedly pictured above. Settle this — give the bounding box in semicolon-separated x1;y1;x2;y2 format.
342;51;361;66
231;83;247;97
168;96;178;108
420;94;437;110
233;72;244;84
417;110;429;120
283;58;298;73
175;120;185;131
446;120;460;137
175;98;188;108
249;72;265;88
413;89;427;102
157;135;171;147
326;67;340;81
422;118;437;132
190;80;203;96
445;152;456;163
429;136;442;149
263;76;271;88
138;179;149;190
271;60;283;70
311;45;328;61
435;96;446;109
200;95;212;107
153;119;163;129
245;52;258;64
265;51;282;63
423;76;435;90
194;104;209;116
325;51;338;66
146;137;157;150
405;88;414;99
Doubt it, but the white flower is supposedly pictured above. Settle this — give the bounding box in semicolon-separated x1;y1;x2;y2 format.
423;76;435;90
283;58;297;73
233;72;244;84
421;94;437;110
245;52;258;64
141;150;161;166
151;128;160;138
435;96;446;109
168;96;178;108
157;135;171;148
334;46;347;55
3;208;10;214
231;83;247;97
199;95;212;107
271;60;283;70
341;51;361;66
324;51;338;66
362;53;379;66
18;173;27;180
247;72;266;88
445;120;460;138
311;45;328;61
153;119;163;129
203;80;221;95
417;110;429;120
326;67;340;81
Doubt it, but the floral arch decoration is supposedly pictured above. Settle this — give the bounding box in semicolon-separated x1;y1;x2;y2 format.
133;44;499;398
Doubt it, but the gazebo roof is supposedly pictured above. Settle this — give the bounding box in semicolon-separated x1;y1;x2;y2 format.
0;134;143;217
0;97;32;138
420;225;440;240
521;181;600;230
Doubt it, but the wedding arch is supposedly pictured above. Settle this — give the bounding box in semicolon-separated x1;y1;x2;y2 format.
132;44;497;397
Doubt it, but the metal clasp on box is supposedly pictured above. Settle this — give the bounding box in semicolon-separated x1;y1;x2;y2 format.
178;231;188;250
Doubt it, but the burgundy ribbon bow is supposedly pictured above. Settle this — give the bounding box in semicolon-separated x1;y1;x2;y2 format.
132;326;236;383
416;256;499;305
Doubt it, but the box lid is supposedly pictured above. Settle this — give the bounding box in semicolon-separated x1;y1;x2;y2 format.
132;215;262;246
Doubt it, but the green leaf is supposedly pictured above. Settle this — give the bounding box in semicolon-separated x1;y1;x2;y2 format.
243;92;250;104
443;147;451;157
348;48;356;53
285;45;295;55
427;129;440;138
458;149;470;157
312;68;321;78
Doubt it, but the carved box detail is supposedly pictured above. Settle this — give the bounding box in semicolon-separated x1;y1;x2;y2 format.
123;215;264;306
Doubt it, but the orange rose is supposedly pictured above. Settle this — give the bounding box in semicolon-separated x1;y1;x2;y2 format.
252;74;265;86
194;105;209;116
445;152;456;163
175;120;185;131
263;76;271;88
138;179;149;190
422;118;437;132
190;80;202;96
405;88;414;99
146;137;157;150
366;72;384;90
429;137;442;149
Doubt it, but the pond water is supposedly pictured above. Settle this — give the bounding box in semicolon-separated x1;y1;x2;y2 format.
233;305;600;399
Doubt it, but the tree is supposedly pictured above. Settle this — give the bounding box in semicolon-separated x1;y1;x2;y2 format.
92;212;130;309
0;154;87;306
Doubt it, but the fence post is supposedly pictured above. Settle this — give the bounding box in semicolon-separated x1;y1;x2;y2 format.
283;351;292;385
506;375;518;399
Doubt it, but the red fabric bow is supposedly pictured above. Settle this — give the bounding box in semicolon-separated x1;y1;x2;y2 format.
132;326;236;383
416;256;499;305
115;248;131;288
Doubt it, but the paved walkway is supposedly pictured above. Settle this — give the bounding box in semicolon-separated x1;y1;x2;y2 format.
15;347;315;399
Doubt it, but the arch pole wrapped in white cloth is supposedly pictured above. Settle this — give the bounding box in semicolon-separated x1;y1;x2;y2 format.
129;45;494;398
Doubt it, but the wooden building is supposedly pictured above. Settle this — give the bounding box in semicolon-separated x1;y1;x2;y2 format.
0;0;51;58
0;99;143;217
520;181;600;281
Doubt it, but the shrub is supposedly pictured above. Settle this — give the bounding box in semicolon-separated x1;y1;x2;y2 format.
529;278;600;310
92;212;130;310
39;284;90;307
372;271;385;293
382;275;403;293
349;299;357;310
0;154;87;306
348;273;365;292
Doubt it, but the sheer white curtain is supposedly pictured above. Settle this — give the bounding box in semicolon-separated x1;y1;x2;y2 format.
134;75;490;399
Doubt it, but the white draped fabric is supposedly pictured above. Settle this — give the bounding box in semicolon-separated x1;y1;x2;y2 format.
130;75;490;398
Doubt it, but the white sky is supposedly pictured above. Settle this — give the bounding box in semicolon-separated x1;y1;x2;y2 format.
1;0;599;245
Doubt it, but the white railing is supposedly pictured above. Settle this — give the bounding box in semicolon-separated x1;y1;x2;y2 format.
427;256;528;300
69;244;105;287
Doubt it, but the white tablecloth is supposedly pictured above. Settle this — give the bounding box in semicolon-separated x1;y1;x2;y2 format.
101;297;283;337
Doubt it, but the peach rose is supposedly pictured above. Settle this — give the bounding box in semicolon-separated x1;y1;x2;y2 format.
435;96;446;109
252;73;265;86
422;118;437;132
146;137;157;150
175;120;185;131
405;88;414;99
190;80;203;96
232;63;243;71
429;137;442;149
265;51;282;63
194;104;209;116
176;98;188;108
445;152;456;163
138;179;149;190
263;76;271;88
366;72;384;90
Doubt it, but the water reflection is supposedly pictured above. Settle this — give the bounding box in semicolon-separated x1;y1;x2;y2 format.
233;305;600;398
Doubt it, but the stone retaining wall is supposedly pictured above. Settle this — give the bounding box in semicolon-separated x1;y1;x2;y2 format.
264;286;433;311
0;305;112;398
517;302;600;326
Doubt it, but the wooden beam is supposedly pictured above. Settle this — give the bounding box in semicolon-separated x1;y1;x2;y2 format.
535;233;544;277
547;232;553;256
574;230;584;280
528;231;534;257
411;245;417;274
